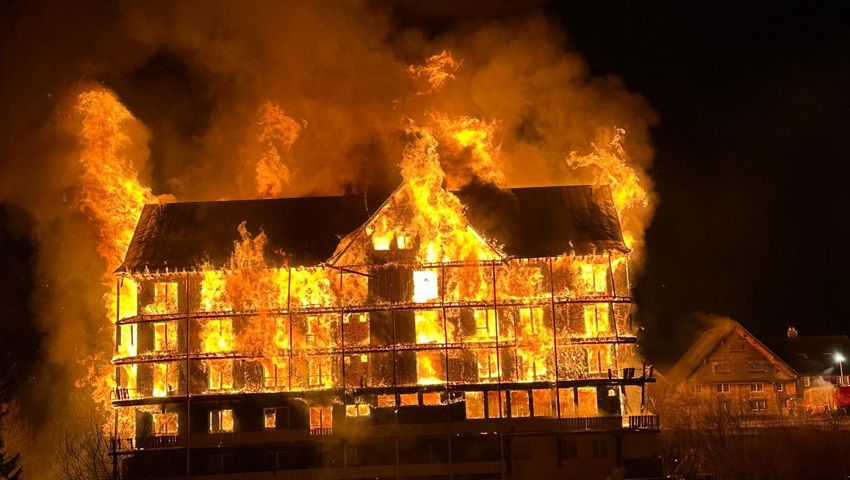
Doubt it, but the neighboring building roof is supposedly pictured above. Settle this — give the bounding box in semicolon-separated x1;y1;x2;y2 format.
118;184;627;273
763;335;850;377
666;319;797;383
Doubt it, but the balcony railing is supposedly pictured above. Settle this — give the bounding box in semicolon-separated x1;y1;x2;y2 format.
627;414;660;430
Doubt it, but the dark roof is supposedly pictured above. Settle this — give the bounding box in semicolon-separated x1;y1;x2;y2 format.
457;184;627;257
763;335;850;377
119;195;380;273
119;184;627;273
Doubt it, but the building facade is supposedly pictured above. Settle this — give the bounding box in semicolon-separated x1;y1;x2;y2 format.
110;185;659;479
665;320;798;418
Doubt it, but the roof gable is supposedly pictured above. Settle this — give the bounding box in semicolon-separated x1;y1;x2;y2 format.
668;320;797;383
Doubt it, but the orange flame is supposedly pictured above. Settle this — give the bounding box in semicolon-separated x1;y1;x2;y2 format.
407;50;461;94
255;102;304;198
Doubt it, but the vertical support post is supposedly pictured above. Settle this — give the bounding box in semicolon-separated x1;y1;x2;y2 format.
548;258;561;420
184;271;191;478
491;263;502;415
440;263;453;480
287;266;293;390
338;269;346;397
491;262;505;480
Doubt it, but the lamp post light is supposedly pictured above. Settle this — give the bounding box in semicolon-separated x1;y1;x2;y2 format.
835;353;845;386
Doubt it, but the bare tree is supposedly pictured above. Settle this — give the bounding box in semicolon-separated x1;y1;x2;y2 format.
53;412;113;480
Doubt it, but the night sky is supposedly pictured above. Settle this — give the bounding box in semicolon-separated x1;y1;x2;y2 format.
1;1;848;381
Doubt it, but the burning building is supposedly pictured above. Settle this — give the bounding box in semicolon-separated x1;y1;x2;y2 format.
109;167;658;478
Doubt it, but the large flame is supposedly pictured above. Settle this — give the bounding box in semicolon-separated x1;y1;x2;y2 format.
566;127;649;250
73;89;155;419
255;102;304;198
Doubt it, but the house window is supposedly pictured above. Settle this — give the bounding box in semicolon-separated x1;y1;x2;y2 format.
510;391;530;418
308;357;331;387
305;316;318;344
208;360;233;391
560;438;578;459
422;392;442;405
775;382;784;392
152;362;178;397
716;384;730;393
802;377;811;387
264;451;287;471
152;412;178;436
712;362;728;374
153;322;177;352
747;360;767;373
119;324;138;356
263;359;287;390
592;439;608;458
412;270;439;303
209;409;233;433
750;400;767;412
309;406;332;432
399;393;418;406
148;282;178;314
751;383;764;392
345;404;371;417
532;389;553;417
487;391;506;418
474;310;497;338
264;408;277;429
477;350;499;380
377;394;396;408
465;392;485;419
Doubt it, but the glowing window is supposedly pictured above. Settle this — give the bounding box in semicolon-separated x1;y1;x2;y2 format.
306;316;318;344
399;393;418;406
422;392;442;405
487;391;505;418
208;360;233;391
209;409;233;433
477;350;500;380
308;357;331;387
510;391;530;418
309;406;333;430
264;408;276;429
263;358;287;390
532;389;552;417
119;324;137;356
152;412;178;436
412;270;439;303
152;363;178;397
146;282;178;314
345;404;371;417
577;387;598;417
153;322;178;352
465;392;484;419
474;310;497;338
377;394;396;408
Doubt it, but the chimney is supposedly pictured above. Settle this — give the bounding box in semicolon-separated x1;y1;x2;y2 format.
787;326;798;338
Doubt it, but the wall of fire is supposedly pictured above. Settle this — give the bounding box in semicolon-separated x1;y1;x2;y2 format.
113;255;645;439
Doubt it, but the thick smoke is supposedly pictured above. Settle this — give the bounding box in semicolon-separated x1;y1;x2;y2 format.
0;1;656;476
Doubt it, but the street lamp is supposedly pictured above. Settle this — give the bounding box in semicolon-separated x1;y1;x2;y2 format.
835;353;845;386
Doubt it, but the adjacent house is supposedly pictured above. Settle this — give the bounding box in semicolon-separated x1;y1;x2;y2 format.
665;319;798;417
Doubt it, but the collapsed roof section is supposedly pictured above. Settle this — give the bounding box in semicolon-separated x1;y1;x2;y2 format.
118;184;628;274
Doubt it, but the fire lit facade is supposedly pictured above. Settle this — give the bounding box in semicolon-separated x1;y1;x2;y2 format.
111;184;659;479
